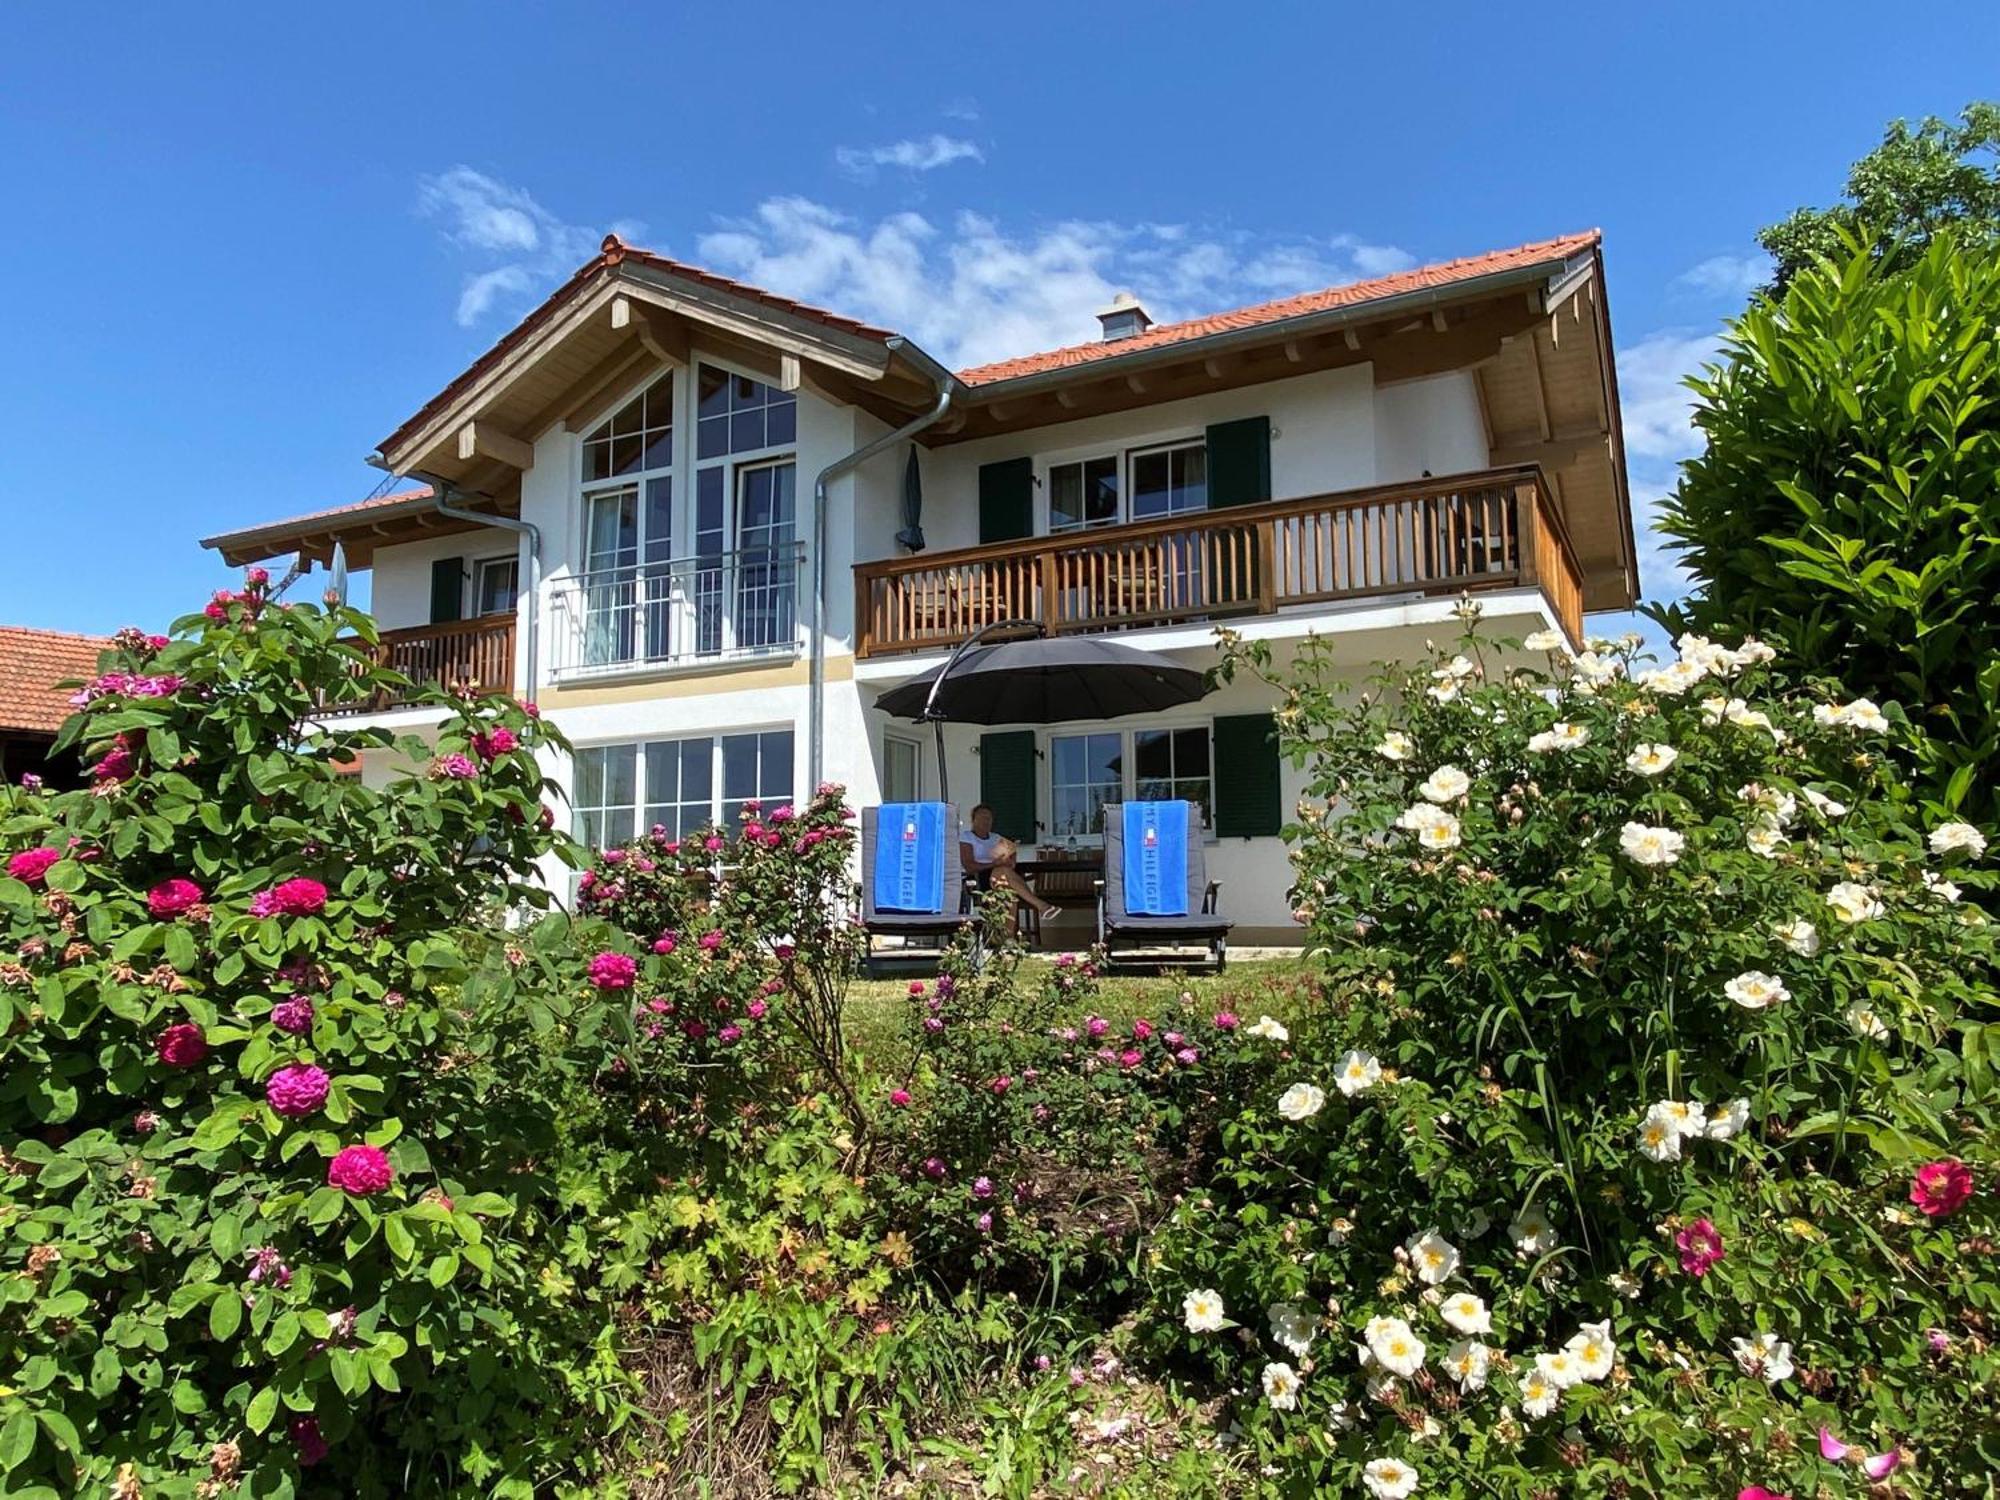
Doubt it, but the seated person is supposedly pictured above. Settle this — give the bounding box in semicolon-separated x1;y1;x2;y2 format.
959;803;1059;920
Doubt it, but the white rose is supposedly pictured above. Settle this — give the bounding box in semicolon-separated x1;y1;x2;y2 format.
1405;1229;1460;1286
1267;1301;1316;1358
1335;1049;1383;1097
1929;821;1987;858
1535;1347;1584;1389
1636;1102;1685;1163
1776;917;1820;956
1746;824;1788;859
1182;1288;1226;1333
1731;1332;1794;1384
1365;1317;1426;1378
1376;731;1414;762
1519;1368;1562;1419
1802;787;1848;819
1439;1292;1491;1335
1260;1360;1301;1410
1846;1002;1889;1040
1509;1204;1558;1255
1625;743;1678;777
1827;881;1884;924
1277;1082;1325;1122
1565;1320;1616;1381
1527;722;1589;753
1619;822;1685;867
1724;971;1789;1010
1247;1015;1289;1042
1362;1457;1420;1500
1523;629;1564;652
1418;765;1472;804
1443;1338;1491;1390
1703;1098;1751;1141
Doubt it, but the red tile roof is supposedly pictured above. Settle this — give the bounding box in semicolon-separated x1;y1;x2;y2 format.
953;230;1602;386
380;235;896;457
209;487;435;541
0;627;111;736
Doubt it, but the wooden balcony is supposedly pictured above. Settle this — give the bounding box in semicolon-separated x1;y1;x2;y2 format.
328;615;516;712
854;466;1584;659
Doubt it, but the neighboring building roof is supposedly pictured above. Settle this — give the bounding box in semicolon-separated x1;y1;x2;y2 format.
0;626;111;736
953;230;1602;386
201;487;435;550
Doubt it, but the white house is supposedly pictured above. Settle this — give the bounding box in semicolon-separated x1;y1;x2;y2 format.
203;230;1636;944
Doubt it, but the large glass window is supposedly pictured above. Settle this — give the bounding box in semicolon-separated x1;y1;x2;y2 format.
572;744;638;850
1049;731;1124;840
1048;724;1214;841
697;365;797;460
573;730;794;848
1048;455;1120;532
580;373;675;665
582;372;675;482
1130;439;1208;520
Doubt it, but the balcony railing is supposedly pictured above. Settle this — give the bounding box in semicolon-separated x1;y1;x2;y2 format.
854;466;1583;658
327;615;516;713
549;543;804;680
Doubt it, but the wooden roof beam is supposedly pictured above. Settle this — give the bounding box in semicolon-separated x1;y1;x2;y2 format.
456;421;535;471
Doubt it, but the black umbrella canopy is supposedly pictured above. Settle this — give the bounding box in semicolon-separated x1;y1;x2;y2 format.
894;445;926;552
875;635;1210;725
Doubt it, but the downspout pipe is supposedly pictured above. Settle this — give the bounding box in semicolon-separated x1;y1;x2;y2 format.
807;337;958;790
365;456;543;704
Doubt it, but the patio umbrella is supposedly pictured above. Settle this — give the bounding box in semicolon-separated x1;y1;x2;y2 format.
894;445;926;552
874;625;1210;800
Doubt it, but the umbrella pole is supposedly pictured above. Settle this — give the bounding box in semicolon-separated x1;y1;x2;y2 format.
916;617;1042;811
932;717;948;804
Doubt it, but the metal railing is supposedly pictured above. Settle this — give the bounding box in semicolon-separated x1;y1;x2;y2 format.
549;543;804;679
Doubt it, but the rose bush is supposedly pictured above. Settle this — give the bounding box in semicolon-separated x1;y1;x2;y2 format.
1145;623;1999;1494
0;585;620;1495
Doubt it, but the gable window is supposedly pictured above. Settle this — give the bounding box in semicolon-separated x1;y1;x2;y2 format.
573;728;794;848
473;556;518;617
693;364;800;657
1047;723;1214;841
1048;455;1120;532
579;373;676;665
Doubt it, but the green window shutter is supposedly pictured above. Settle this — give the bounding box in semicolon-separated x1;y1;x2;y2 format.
978;457;1035;543
1212;713;1281;837
1206;415;1272;509
978;730;1038;842
429;557;465;624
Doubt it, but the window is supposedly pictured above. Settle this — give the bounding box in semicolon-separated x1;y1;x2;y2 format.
1049;731;1124;840
572;744;638;850
1049;724;1214;841
697;365;797;460
1130;439;1208;520
579;373;676;665
572;730;794;848
1132;725;1213;825
1048;455;1120;532
883;735;922;803
473;556;518;617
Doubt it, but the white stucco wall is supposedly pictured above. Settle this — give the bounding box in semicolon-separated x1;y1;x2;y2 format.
1372;371;1491;482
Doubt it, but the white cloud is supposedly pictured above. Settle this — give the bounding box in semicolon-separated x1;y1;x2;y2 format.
694;197;1411;368
1614;328;1725;605
1672;252;1770;301
417;166;643;327
834;134;985;178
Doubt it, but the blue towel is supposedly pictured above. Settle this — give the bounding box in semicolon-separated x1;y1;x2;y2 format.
874;802;947;913
1123;801;1190;916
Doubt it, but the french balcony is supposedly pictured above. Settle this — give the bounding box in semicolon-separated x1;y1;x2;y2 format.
327;615;517;713
853;465;1583;659
548;543;804;681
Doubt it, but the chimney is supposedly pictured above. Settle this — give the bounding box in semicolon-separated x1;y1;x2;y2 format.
1095;291;1153;342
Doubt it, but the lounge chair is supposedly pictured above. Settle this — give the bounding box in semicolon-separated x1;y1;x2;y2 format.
860;803;974;976
1096;800;1231;970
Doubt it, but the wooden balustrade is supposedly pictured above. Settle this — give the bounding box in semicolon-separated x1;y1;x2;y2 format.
326;615;516;712
854;466;1585;658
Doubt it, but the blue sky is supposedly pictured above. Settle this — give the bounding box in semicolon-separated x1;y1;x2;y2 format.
2;3;1995;636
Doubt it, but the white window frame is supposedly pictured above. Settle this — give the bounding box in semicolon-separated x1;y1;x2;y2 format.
882;733;925;803
576;369;679;570
691;357;801;657
1042;719;1216;846
472;554;519;618
1036;428;1209;536
570;726;797;849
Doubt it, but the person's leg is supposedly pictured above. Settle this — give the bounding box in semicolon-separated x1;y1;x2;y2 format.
992;864;1055;917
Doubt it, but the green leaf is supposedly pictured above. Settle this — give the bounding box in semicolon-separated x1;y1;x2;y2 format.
0;1410;34;1471
209;1290;244;1342
246;1384;279;1435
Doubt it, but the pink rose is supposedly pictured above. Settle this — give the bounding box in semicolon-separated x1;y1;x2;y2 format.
327;1144;394;1195
290;1416;329;1466
1085;1016;1109;1039
1131;1019;1154;1041
1675;1218;1726;1276
1119;1048;1143;1069
147;877;204;918
889;1089;911;1107
587;952;638;990
266;1064;331;1118
260;878;328;917
6;848;60;887
745;999;768;1020
1910;1159;1975;1219
270;996;315;1035
718;1024;742;1044
1212;1011;1239;1030
157;1022;208;1068
698;930;723;952
470;726;519;762
133;1110;160;1134
990;1076;1013;1095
